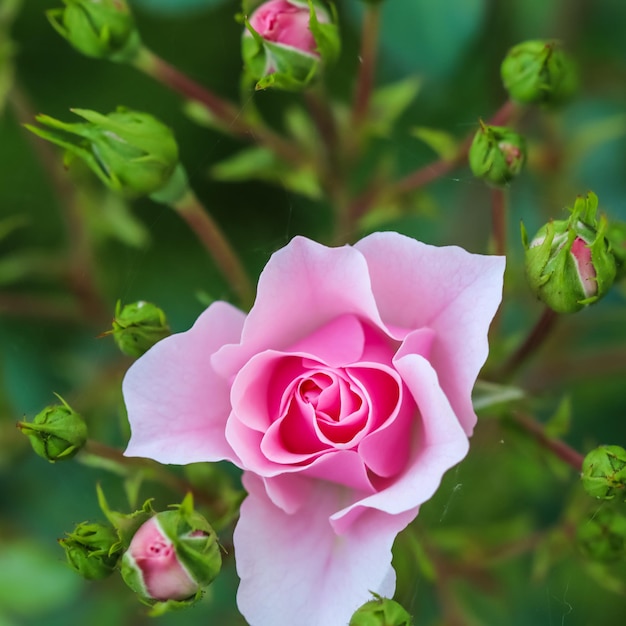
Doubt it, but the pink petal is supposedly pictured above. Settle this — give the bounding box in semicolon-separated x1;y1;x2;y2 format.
331;354;468;534
213;237;384;378
123;302;245;464
234;473;413;626
355;231;505;434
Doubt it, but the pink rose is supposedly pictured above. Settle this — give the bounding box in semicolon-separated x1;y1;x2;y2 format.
123;233;504;625
248;0;327;56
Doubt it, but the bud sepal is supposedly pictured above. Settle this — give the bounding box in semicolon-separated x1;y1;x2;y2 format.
501;39;578;106
582;445;626;501
25;107;184;200
109;300;171;358
468;121;527;186
522;192;617;313
17;395;87;462
59;521;123;580
350;592;413;626
47;0;141;63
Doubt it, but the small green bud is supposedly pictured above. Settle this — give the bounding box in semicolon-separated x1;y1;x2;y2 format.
577;506;626;562
17;396;87;462
468;122;526;186
522;191;617;313
47;0;141;63
350;593;413;626
501;39;578;106
241;0;340;91
121;494;221;607
26;107;186;200
582;445;626;501
59;521;123;580
606;221;626;280
110;300;170;358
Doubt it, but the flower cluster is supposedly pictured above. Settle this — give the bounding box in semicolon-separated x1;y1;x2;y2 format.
123;232;504;625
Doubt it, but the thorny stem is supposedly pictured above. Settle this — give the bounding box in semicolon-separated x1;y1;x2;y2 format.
510;412;585;472
173;191;255;309
351;1;381;128
133;47;303;165
9;84;109;325
496;306;559;380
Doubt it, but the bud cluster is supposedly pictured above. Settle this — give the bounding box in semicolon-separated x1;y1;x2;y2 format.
350;593;412;626
522;192;617;313
110;300;171;358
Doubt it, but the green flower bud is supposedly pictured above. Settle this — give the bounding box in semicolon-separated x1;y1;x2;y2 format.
501;39;578;106
350;593;412;626
121;494;221;607
522;192;617;313
468;122;526;186
582;445;626;501
17;396;87;462
577;506;626;562
25;107;186;200
110;300;170;358
241;0;340;91
47;0;141;63
606;221;626;280
59;521;123;580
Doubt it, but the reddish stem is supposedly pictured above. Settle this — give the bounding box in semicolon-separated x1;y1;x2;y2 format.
491;187;507;257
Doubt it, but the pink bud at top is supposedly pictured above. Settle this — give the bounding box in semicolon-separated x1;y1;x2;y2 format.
124;517;199;601
570;235;597;298
248;0;326;55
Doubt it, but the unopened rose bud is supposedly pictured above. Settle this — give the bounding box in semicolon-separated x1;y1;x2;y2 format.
121;495;221;605
501;39;578;106
350;593;413;626
26;107;187;201
110;301;170;358
582;446;626;501
468;122;526;186
522;192;617;313
59;521;122;580
47;0;141;63
577;506;626;562
242;0;339;90
17;396;87;462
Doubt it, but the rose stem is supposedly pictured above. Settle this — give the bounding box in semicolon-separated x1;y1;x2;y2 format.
491;187;507;257
510;412;584;472
81;440;229;515
9;84;109;325
132;48;303;164
0;293;81;323
350;100;518;219
350;1;381;128
171;191;255;309
496;306;559;381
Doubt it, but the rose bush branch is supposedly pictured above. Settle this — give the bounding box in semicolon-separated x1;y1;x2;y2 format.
171;190;255;309
509;412;584;472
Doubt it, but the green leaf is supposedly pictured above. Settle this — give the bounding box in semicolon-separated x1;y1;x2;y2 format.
210;146;322;199
544;395;572;438
368;76;421;137
411;126;459;161
472;380;526;413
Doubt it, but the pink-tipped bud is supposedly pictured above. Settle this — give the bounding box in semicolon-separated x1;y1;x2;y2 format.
249;0;321;55
121;495;221;606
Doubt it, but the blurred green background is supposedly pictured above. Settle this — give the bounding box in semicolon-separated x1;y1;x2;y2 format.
1;0;626;624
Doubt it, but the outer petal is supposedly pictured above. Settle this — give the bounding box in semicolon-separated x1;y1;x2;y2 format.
331;354;468;534
234;473;413;626
213;237;385;378
355;231;505;434
123;302;245;464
